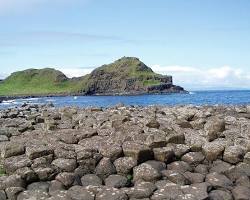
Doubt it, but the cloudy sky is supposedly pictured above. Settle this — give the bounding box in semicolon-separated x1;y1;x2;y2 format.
0;0;250;90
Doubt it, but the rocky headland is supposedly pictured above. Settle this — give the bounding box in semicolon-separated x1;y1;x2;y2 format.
0;57;186;98
0;104;250;200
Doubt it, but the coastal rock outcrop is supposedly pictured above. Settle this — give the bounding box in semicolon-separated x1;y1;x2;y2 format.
0;57;186;97
0;104;250;199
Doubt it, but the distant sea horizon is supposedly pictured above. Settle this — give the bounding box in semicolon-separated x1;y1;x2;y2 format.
0;90;250;109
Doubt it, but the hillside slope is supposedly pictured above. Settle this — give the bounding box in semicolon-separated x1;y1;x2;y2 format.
84;57;184;95
0;57;185;96
0;68;86;96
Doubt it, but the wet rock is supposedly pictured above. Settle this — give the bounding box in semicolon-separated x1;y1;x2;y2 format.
81;174;102;186
223;145;245;164
114;157;137;175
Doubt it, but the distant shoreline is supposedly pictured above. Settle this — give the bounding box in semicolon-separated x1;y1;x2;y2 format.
0;90;188;103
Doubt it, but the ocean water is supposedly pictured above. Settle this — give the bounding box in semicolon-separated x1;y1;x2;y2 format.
1;90;250;109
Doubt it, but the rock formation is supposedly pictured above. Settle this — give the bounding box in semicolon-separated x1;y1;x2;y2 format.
0;104;250;199
0;57;186;97
84;57;185;95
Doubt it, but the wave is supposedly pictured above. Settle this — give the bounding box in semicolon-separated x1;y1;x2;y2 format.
189;92;196;95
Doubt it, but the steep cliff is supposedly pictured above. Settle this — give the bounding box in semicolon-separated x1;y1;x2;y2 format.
84;57;185;95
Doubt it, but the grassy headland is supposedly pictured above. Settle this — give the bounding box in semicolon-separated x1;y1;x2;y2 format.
0;57;181;97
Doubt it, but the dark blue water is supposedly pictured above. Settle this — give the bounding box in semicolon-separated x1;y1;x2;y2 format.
1;90;250;109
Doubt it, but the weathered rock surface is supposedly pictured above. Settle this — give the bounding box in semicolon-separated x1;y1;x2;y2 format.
0;104;249;199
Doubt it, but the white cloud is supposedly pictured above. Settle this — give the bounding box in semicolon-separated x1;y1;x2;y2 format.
57;67;94;78
152;65;250;90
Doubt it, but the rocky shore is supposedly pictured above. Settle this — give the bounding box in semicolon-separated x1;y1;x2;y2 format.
0;104;250;200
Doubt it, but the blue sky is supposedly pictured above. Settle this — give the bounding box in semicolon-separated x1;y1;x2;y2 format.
0;0;250;90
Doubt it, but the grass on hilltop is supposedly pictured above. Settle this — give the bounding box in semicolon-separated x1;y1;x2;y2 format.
0;68;88;96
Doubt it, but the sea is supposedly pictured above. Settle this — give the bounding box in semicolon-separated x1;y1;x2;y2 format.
1;90;250;109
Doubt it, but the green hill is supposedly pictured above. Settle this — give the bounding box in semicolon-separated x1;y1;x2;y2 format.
0;68;86;96
0;57;185;96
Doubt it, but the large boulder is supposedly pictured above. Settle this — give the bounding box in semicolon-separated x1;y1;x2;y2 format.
105;175;128;188
3;155;32;174
114;157;137;175
204;118;225;141
202;141;225;161
153;147;175;163
223;146;245;164
52;158;77;172
26;145;54;160
95;157;116;180
1;143;25;158
206;172;233;190
81;174;102;187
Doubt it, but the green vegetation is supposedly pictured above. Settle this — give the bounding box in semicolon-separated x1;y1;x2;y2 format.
143;80;161;86
0;68;87;96
0;57;172;96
